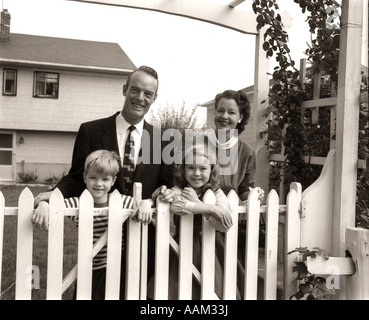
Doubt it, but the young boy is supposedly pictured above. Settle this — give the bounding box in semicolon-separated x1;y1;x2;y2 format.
32;149;134;299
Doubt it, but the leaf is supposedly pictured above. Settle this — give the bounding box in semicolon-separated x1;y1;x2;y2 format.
291;261;308;279
263;41;270;51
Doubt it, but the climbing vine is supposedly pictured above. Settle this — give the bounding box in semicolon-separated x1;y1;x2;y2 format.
288;247;336;300
252;0;369;226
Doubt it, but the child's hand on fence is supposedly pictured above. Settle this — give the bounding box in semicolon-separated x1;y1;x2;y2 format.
213;207;233;230
32;200;50;230
134;199;154;224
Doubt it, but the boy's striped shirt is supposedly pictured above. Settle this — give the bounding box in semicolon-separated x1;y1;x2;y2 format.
65;194;134;270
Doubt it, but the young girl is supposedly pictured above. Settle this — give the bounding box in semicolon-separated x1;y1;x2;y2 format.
32;149;134;299
166;141;233;299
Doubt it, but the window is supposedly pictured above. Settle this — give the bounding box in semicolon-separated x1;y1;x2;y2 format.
0;133;12;165
33;72;59;98
3;69;17;96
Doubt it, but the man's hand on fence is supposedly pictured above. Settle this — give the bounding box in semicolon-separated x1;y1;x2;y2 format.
181;187;201;203
34;191;52;208
32;200;50;230
152;185;175;203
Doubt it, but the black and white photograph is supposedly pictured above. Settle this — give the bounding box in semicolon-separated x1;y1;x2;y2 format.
0;0;368;307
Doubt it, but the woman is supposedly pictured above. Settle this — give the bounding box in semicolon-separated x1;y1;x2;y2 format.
212;89;256;201
210;89;257;299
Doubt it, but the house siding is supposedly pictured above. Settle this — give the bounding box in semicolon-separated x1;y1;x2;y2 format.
15;130;75;183
0;66;126;132
0;65;129;183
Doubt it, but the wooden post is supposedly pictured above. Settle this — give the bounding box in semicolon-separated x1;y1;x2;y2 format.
332;0;363;299
76;190;94;300
252;26;270;195
264;189;279;300
244;188;261;299
346;227;369;299
178;214;194;299
223;190;239;300
283;188;300;300
105;190;124;300
15;188;34;300
201;190;217;300
153;197;170;299
46;188;65;300
126;184;143;299
332;0;363;256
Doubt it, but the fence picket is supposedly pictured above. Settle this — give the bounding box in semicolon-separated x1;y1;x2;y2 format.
223;190;239;300
76;189;94;300
263;189;279;300
244;188;261;300
126;184;142;299
15;187;34;300
125;217;141;299
0;191;4;291
135;183;149;300
201;190;217;300
105;190;124;300
178;214;194;299
46;188;65;299
153;198;170;299
284;188;300;300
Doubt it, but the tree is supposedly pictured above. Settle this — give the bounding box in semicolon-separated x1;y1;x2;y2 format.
148;101;206;132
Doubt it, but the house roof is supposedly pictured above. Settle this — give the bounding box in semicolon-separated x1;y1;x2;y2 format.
0;33;136;72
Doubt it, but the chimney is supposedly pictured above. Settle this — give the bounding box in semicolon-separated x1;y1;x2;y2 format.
0;9;11;41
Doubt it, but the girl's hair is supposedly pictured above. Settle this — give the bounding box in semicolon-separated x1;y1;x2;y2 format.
214;89;251;133
84;150;121;177
173;140;219;194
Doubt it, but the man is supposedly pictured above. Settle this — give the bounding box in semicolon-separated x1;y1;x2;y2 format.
34;65;174;298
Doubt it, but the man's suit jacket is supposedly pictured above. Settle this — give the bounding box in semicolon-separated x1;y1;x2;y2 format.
57;112;173;199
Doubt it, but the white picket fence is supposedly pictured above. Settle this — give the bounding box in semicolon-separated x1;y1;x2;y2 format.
0;182;303;300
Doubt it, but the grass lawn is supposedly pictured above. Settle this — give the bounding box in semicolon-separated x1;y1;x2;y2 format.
0;184;78;300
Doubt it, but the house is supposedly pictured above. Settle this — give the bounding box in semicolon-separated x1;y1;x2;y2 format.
0;9;136;183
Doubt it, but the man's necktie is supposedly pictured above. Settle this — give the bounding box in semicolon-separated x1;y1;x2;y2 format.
123;125;135;192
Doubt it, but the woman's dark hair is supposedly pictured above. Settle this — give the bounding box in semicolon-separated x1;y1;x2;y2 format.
214;89;251;133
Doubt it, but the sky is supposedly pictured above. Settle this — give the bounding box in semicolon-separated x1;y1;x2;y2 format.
3;0;318;111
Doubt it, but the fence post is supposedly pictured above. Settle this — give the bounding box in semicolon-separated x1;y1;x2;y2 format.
15;187;34;300
244;188;261;300
283;188;300;300
46;188;65;299
136;183;149;300
264;189;279;300
346;227;369;299
105;189;124;300
153;197;170;299
201;190;217;300
223;190;239;300
178;214;194;299
126;183;143;299
76;189;94;300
